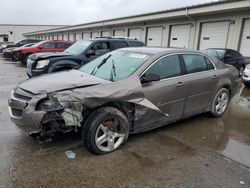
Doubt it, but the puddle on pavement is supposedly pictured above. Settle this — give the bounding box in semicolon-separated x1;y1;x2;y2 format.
168;85;250;167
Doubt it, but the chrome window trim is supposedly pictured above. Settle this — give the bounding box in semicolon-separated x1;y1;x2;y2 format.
140;52;216;84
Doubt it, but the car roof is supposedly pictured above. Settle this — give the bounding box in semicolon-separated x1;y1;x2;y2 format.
87;38;144;42
205;48;233;51
118;47;204;55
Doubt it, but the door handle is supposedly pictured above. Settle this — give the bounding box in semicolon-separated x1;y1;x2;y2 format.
212;75;217;79
176;82;184;87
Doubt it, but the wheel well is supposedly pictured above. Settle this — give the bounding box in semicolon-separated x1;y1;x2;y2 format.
81;102;135;132
222;85;231;96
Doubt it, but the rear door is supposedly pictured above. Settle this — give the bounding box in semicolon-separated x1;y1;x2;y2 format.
180;54;218;115
40;42;57;53
56;42;70;51
141;54;186;125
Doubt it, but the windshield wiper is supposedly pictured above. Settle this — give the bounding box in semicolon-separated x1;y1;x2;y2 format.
110;59;117;82
91;54;112;75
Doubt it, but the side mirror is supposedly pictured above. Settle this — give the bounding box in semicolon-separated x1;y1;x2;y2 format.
141;73;160;83
86;49;95;57
38;46;43;49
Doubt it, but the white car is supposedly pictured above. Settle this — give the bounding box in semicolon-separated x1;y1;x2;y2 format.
242;64;250;87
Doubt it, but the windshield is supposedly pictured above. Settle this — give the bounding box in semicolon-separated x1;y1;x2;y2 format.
64;40;92;55
80;50;151;82
205;49;226;60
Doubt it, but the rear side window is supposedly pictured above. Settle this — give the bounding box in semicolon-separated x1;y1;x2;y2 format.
57;43;71;49
146;55;181;79
129;41;144;47
182;54;214;74
112;41;128;49
43;43;56;49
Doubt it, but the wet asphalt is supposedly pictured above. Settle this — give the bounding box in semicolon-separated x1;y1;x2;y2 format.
0;58;249;188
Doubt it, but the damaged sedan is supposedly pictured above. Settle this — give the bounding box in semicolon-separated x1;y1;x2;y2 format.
8;47;239;154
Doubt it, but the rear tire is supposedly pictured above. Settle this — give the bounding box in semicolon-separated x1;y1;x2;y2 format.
82;107;129;155
239;66;245;77
211;88;230;117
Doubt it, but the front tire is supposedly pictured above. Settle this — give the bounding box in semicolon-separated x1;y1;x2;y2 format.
211;88;230;117
82;107;130;155
244;82;250;88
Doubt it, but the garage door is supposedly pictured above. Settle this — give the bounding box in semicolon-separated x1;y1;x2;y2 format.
101;31;110;37
69;34;75;41
91;31;99;38
240;19;250;57
63;34;68;41
169;24;191;48
128;28;141;40
58;34;62;40
76;33;82;41
113;29;125;37
83;32;91;39
199;21;230;50
146;27;163;46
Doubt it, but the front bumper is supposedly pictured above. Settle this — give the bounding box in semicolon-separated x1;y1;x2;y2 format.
8;89;46;134
242;67;250;83
3;51;13;59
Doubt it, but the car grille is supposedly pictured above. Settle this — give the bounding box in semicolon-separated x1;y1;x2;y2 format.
13;92;32;101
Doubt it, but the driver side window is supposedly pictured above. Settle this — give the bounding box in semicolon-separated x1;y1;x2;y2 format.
145;55;182;80
92;42;110;55
43;43;56;49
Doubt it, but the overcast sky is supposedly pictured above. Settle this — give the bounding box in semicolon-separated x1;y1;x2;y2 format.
0;0;218;25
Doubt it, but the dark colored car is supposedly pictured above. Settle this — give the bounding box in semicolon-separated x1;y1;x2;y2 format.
9;47;239;155
2;43;35;60
0;39;41;53
204;48;246;76
14;40;73;63
26;37;144;77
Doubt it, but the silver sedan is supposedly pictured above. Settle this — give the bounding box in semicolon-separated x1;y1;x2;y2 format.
8;47;239;154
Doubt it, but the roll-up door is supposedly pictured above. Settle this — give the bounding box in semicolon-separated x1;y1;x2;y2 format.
128;28;141;40
146;27;163;46
199;21;230;50
113;29;125;36
169;24;191;48
240;19;250;57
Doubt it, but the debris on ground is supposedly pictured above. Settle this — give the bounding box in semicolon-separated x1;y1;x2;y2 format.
240;181;245;185
65;150;76;159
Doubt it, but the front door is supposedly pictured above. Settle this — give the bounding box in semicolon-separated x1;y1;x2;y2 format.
137;54;186;131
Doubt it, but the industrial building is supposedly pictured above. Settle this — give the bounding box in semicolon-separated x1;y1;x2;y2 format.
24;0;250;56
0;24;66;42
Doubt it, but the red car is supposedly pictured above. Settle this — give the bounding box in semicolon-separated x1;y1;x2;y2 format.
14;40;73;63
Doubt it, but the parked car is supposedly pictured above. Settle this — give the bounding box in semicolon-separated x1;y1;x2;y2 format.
15;40;73;63
0;41;14;50
0;39;41;53
242;64;250;87
9;47;239;155
204;48;246;76
2;43;35;60
26;37;144;77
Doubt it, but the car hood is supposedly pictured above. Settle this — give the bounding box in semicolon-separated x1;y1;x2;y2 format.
18;69;110;95
29;52;72;60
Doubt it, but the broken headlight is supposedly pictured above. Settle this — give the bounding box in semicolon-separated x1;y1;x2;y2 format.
36;60;50;69
37;98;64;112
